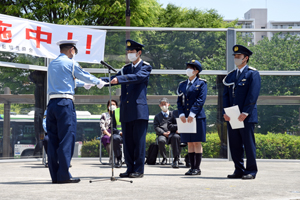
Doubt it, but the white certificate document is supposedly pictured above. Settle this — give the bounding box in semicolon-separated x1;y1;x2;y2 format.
224;105;244;129
176;118;197;133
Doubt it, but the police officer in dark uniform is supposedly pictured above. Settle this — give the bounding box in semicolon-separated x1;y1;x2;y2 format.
47;40;105;183
223;45;261;180
102;39;152;178
177;60;207;175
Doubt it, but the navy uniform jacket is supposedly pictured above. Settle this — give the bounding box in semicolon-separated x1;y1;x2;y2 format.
102;60;152;123
223;65;261;123
177;78;207;119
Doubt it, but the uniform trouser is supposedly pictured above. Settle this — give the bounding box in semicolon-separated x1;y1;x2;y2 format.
46;98;76;182
122;119;148;174
158;134;181;160
228;122;258;177
112;134;123;159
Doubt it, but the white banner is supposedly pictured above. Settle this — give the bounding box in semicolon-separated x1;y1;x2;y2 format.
0;14;106;63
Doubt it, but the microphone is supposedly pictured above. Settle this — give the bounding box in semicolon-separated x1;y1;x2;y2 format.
100;60;117;72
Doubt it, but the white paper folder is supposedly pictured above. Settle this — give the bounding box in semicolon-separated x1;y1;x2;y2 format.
176;118;197;133
224;105;244;129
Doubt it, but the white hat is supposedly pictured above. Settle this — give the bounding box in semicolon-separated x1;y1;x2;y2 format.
56;40;78;54
56;39;78;46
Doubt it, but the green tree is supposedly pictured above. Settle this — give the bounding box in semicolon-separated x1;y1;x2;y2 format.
0;0;161;26
249;33;300;134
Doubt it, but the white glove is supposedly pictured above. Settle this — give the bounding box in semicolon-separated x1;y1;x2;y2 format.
83;84;95;90
97;79;107;89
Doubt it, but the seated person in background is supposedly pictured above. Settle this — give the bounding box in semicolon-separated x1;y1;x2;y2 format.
167;110;183;168
100;100;123;168
153;98;181;167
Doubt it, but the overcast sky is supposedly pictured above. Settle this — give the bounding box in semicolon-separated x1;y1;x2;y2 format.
158;0;300;22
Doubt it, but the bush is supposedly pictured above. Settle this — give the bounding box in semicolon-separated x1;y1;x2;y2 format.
145;132;156;152
81;132;300;159
203;133;222;158
179;133;221;158
255;133;300;159
81;139;100;157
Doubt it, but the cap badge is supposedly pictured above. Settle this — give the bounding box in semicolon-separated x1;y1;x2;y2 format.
234;46;239;52
192;60;195;63
127;41;131;46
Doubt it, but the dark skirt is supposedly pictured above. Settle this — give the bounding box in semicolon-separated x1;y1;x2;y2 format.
180;118;206;143
101;129;111;147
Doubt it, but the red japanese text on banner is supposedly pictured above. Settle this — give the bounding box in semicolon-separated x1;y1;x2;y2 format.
0;14;106;63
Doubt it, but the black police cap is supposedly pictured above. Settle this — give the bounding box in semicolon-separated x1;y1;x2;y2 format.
186;59;202;72
126;39;144;51
232;45;252;56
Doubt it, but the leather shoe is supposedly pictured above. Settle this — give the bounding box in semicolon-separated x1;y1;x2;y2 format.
57;178;80;184
227;173;243;178
119;172;130;178
129;172;144;178
115;159;122;168
185;169;193;175
192;169;201;175
242;174;255;180
161;158;167;165
172;160;179;168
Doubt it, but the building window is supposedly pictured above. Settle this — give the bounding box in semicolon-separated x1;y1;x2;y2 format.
261;27;265;29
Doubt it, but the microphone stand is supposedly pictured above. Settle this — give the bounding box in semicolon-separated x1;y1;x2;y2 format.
90;61;132;184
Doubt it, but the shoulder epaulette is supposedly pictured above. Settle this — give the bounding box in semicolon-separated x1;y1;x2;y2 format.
143;61;150;65
248;66;257;71
199;78;207;83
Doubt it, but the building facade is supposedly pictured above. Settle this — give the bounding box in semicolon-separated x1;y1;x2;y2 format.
225;8;300;44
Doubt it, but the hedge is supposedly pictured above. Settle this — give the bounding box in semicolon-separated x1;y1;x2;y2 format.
81;132;300;159
81;139;101;157
255;133;300;159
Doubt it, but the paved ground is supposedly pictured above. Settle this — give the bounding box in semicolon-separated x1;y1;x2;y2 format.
0;158;299;200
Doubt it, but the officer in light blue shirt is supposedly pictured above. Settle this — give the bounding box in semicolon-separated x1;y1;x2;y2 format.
46;39;105;184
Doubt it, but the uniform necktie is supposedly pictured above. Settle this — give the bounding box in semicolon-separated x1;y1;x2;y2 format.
236;70;241;80
131;64;134;73
186;82;192;92
164;113;168;118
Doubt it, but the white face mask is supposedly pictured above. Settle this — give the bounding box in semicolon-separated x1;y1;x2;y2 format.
109;105;117;111
186;68;194;77
127;53;139;62
234;57;245;66
161;105;168;112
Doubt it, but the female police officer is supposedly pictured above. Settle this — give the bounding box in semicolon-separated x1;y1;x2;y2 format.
177;60;207;175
